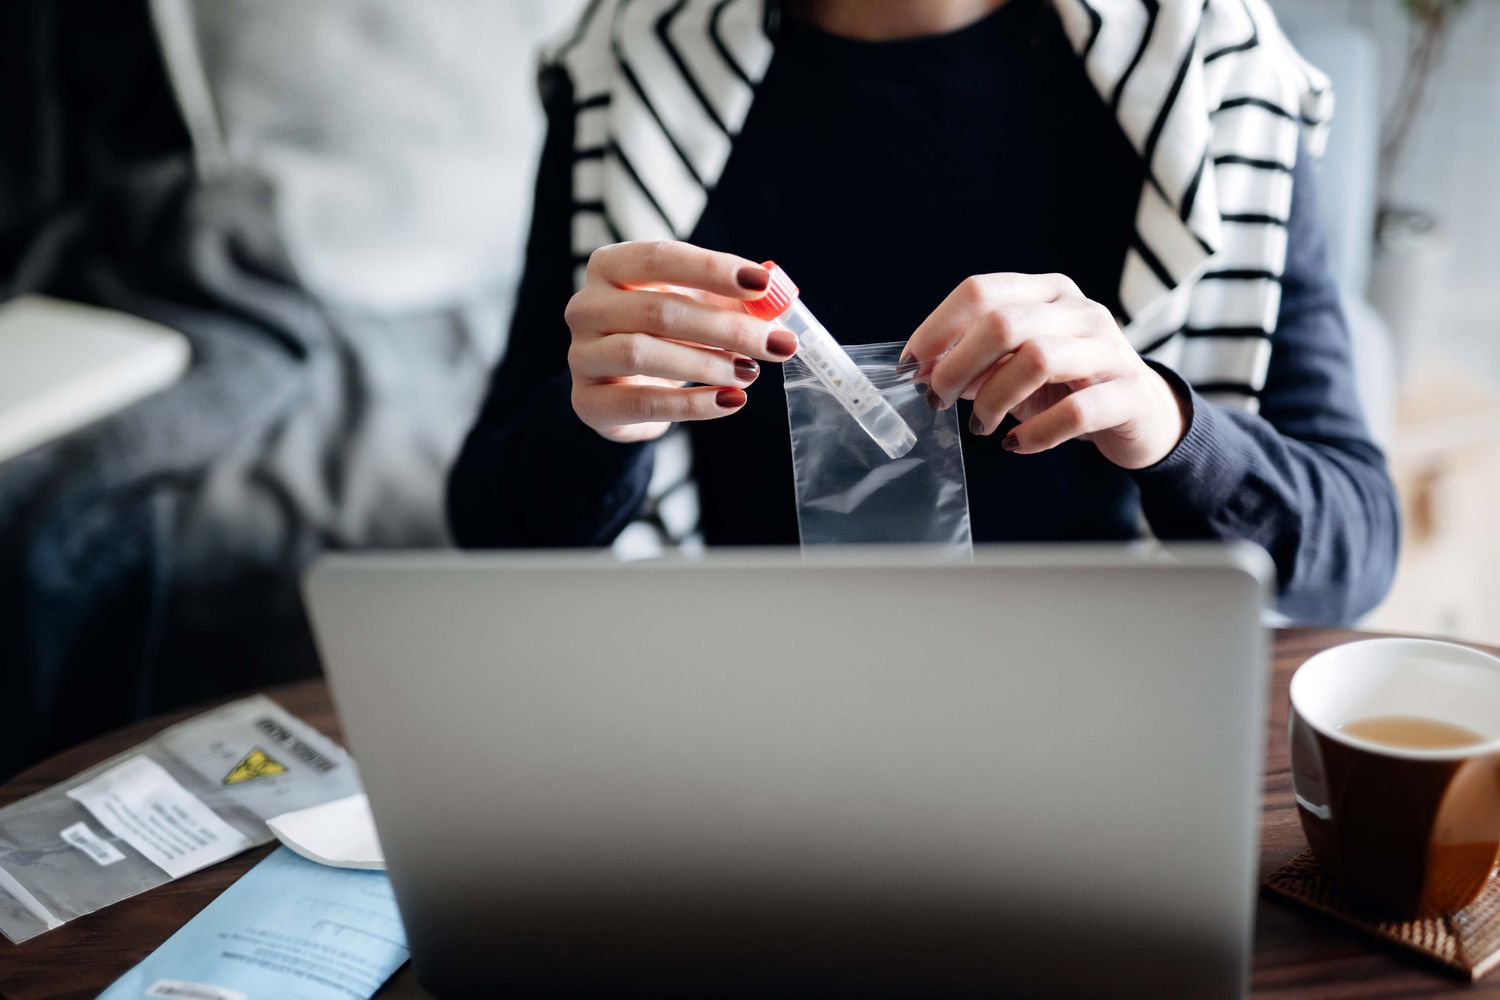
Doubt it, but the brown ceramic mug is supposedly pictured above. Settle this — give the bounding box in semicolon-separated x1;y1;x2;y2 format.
1289;638;1500;919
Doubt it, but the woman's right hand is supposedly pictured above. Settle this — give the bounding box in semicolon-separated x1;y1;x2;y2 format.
565;241;799;443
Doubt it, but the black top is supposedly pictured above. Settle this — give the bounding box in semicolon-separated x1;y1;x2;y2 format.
688;1;1144;545
448;0;1400;623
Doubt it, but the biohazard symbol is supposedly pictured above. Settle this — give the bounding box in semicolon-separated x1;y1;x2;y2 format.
223;747;288;785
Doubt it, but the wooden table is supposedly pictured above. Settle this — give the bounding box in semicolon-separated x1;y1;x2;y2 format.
1;627;1496;998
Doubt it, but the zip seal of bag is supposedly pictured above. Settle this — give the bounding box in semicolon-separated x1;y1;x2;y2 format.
743;261;917;459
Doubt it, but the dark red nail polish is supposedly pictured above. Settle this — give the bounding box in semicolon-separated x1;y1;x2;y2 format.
913;382;928;396
926;388;944;411
716;388;746;409
1002;433;1020;451
969;413;985;435
737;266;770;291
733;358;760;381
898;350;916;367
767;330;798;359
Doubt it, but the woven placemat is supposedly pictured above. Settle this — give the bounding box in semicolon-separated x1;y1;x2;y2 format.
1265;850;1500;980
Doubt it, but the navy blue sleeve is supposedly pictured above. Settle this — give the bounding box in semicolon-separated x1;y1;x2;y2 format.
447;65;655;548
1132;144;1400;623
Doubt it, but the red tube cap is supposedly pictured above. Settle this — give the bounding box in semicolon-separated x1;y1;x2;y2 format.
741;261;799;321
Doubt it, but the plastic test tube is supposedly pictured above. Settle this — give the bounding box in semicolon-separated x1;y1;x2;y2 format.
742;262;917;459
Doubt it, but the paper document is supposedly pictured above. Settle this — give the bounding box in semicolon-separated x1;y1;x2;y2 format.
67;756;254;879
98;847;409;1000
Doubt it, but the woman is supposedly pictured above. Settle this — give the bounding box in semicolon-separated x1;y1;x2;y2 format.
448;0;1399;623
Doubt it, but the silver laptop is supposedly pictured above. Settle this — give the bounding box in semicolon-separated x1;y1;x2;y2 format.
305;545;1271;998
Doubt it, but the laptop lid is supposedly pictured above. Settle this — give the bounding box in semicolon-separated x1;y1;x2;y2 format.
305;544;1271;997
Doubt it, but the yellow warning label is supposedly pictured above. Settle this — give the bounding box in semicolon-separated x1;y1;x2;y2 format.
223;747;288;785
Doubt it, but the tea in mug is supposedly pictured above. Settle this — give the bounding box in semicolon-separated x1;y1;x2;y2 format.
1338;714;1488;749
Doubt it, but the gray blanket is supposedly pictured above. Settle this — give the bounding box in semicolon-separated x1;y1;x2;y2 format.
0;0;554;777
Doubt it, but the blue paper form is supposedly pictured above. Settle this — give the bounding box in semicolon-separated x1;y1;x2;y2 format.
99;846;408;1000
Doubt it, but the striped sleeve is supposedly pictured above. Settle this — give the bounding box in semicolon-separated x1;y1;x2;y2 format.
1131;142;1398;623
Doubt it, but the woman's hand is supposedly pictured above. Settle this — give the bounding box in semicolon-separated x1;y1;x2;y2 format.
902;273;1189;470
565;241;798;443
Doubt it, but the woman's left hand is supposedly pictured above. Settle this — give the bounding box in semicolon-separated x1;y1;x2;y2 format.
901;272;1190;470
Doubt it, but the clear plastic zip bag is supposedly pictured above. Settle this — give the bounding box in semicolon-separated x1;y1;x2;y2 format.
0;695;361;943
784;341;972;552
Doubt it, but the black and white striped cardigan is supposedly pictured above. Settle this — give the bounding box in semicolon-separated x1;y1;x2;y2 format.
544;0;1332;549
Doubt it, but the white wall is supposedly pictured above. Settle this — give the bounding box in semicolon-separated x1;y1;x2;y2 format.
1291;0;1500;377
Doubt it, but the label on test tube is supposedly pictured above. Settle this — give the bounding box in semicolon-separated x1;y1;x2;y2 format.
743;262;917;459
787;310;880;418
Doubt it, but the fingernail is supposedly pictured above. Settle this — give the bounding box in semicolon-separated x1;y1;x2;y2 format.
767;330;798;359
716;388;746;409
1002;433;1020;452
913;382;928;395
926;388;946;411
733;358;760;382
737;266;770;291
898;350;916;367
969;412;985;436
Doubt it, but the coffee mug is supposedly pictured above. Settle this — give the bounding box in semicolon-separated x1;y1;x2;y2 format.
1289;637;1500;919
